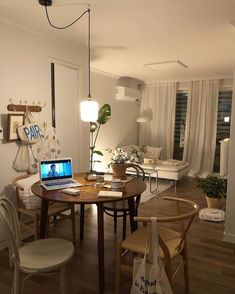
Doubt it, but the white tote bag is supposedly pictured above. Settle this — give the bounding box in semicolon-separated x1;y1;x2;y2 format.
17;109;44;144
131;218;173;294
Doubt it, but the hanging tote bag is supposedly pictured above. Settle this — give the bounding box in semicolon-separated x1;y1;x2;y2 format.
17;109;44;144
131;217;173;294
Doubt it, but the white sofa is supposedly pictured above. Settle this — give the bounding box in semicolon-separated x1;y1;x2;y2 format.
120;145;189;190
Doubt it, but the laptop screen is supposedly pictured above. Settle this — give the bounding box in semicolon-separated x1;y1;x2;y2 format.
40;158;73;182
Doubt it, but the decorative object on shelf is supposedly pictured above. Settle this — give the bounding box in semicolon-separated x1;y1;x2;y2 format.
197;176;227;208
90;103;111;172
38;1;98;122
7;114;24;141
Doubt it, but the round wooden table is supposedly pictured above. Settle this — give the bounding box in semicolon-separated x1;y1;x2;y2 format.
31;173;146;294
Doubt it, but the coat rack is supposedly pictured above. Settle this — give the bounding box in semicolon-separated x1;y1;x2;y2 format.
7;103;43;112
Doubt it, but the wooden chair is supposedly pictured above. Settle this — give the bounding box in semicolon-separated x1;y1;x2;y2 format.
115;196;199;293
103;164;145;240
12;174;76;244
0;196;74;294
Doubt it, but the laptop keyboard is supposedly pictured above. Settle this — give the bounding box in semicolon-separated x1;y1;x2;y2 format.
45;180;75;187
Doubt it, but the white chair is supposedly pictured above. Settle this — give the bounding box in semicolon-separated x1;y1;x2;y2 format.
0;197;74;294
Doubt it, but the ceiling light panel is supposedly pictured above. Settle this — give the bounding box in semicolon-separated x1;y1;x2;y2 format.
144;60;188;71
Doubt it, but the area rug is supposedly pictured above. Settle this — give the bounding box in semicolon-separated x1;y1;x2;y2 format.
140;179;173;203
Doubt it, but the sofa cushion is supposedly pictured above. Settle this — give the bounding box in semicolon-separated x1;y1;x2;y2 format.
145;145;163;161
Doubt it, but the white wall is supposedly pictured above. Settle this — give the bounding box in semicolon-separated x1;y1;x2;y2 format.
224;66;235;243
0;22;139;247
0;21;91;247
0;21;91;194
91;71;139;172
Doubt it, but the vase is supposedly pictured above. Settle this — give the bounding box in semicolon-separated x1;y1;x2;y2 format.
206;196;220;208
111;163;129;179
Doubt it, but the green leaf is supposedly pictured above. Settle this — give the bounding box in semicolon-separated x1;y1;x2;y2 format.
90;122;98;132
93;150;103;156
90;146;95;151
93;160;101;163
97;104;111;125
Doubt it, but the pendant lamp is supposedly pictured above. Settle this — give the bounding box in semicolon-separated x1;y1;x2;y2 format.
39;1;98;122
80;8;99;122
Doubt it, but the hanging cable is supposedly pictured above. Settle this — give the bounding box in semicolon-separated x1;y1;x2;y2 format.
45;5;89;30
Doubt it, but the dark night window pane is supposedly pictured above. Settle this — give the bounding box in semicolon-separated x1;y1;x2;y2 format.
213;91;232;172
173;93;188;160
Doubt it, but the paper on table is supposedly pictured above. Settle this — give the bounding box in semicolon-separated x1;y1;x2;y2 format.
98;190;123;198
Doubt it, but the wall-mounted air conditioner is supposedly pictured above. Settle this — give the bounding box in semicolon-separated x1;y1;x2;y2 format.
115;86;140;102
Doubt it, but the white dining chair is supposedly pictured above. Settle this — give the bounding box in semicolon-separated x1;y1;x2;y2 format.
0;196;75;294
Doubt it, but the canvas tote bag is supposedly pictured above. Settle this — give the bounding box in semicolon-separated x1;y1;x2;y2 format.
17;109;44;144
131;217;173;294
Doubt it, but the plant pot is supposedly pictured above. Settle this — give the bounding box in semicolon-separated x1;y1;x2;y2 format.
206;196;220;208
111;163;129;179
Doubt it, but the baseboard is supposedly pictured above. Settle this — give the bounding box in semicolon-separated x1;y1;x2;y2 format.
223;232;235;244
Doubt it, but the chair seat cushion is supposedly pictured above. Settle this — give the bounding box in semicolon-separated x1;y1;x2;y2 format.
155;162;189;172
122;225;181;259
19;238;74;272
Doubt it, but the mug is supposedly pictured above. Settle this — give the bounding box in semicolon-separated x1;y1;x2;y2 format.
111;179;123;189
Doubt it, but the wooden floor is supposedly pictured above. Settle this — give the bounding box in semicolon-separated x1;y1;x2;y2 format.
1;177;235;294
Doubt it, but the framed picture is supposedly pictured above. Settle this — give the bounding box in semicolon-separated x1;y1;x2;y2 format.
7;114;24;141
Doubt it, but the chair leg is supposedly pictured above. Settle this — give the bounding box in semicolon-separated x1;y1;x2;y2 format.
114;211;117;234
122;212;126;241
71;205;76;246
59;266;66;294
12;268;20;294
164;260;172;288
34;214;39;240
80;204;85;240
182;244;189;290
115;240;122;294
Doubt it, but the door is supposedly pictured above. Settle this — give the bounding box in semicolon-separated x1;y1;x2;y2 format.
52;63;79;172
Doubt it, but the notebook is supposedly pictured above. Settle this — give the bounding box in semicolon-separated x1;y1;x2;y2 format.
40;158;82;191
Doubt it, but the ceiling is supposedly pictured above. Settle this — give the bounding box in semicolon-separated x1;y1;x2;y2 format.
1;0;235;83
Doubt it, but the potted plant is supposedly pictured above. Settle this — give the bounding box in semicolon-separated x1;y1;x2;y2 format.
197;176;227;208
107;147;143;179
90;104;111;172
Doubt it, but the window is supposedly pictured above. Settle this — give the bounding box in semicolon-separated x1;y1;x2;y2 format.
173;93;188;160
173;90;232;168
213;91;232;172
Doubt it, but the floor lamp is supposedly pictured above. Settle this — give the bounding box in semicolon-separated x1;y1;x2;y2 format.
136;116;149;147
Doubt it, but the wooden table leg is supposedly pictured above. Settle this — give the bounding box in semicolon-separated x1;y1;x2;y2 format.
39;199;49;239
80;203;85;240
97;203;105;293
128;198;138;232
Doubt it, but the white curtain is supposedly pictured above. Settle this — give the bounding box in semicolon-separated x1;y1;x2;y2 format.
139;83;176;159
183;80;219;178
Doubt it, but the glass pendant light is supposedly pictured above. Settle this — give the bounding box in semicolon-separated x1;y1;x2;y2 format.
80;8;99;122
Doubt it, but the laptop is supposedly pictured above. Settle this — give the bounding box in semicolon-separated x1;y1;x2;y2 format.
40;158;82;191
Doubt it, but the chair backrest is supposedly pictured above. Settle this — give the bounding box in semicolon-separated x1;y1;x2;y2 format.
0;197;21;266
126;164;145;181
134;196;199;253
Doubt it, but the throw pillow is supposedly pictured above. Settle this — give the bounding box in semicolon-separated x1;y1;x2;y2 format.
146;145;163;161
16;173;41;210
